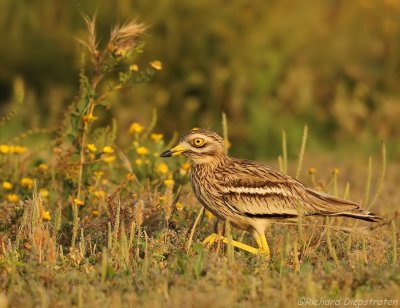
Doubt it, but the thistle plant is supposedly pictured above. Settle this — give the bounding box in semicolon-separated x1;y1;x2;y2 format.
53;15;162;213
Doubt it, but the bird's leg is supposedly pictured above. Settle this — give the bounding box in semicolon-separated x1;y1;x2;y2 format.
253;231;271;258
202;233;259;254
215;220;224;252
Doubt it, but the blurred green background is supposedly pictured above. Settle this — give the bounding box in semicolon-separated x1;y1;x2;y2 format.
1;0;400;159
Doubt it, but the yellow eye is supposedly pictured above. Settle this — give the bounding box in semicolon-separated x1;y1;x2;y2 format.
192;138;205;147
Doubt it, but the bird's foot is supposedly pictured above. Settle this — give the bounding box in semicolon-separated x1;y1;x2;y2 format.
202;233;260;254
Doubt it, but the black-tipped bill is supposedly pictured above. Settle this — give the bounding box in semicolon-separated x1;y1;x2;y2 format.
160;144;188;157
160;150;172;157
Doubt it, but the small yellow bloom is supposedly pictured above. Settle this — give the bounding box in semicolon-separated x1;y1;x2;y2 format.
42;210;51;221
156;163;169;174
0;145;10;154
150;133;164;142
135;159;143;166
129;122;144;134
332;168;340;175
38;163;49;172
74;198;85;206
94;190;106;198
39;188;49;198
12;146;27;154
136;146;149;156
114;48;127;57
103;146;114;154
164;177;174;186
102;155;116;163
94;171;104;178
150;60;162;70
181;162;191;171
129;64;139;72
126;173;136;181
180;162;191;175
2;181;13;190
21;177;34;189
159;196;166;202
308;167;316;175
7;194;19;203
87;144;97;152
92;210;100;217
83;113;98;123
175;202;183;211
205;210;214;221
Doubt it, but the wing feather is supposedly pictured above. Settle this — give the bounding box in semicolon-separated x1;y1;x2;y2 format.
217;159;359;218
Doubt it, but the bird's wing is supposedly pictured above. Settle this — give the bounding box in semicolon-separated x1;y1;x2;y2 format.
217;159;358;218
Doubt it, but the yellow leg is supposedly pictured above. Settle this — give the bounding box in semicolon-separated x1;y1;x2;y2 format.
202;233;259;254
253;231;271;259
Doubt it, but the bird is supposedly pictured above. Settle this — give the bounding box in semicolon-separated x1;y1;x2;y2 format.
160;128;382;258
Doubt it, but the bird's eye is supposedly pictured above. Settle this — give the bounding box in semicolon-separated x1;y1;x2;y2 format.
192;138;205;147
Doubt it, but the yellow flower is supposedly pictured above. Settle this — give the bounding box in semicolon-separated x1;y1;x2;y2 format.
135;159;143;166
308;167;316;175
181;162;191;171
39;188;49;198
94;171;104;178
114;48;127;57
102;155;116;163
129;64;139;72
180;162;191;175
126;173;136;181
136;146;149;156
156;163;169;174
74;198;85;206
21;177;34;189
159;196;166;202
42;210;51;221
87;144;97;152
7;194;19;203
94;190;106;199
92;210;100;217
129;122;144;134
38;163;49;172
83;113;98;123
150;60;163;70
205;210;214;221
332;168;340;175
12;146;27;154
103;146;114;154
164;177;174;186
175;202;183;211
2;181;13;190
0;145;10;154
150;133;164;142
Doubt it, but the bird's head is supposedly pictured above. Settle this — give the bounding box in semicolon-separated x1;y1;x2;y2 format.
160;129;226;165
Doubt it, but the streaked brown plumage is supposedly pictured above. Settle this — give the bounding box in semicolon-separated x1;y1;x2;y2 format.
160;128;382;256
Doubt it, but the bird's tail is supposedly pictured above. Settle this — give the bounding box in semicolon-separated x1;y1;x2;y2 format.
305;188;383;222
334;209;383;222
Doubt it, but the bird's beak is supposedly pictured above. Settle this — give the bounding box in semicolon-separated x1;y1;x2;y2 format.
160;144;188;157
